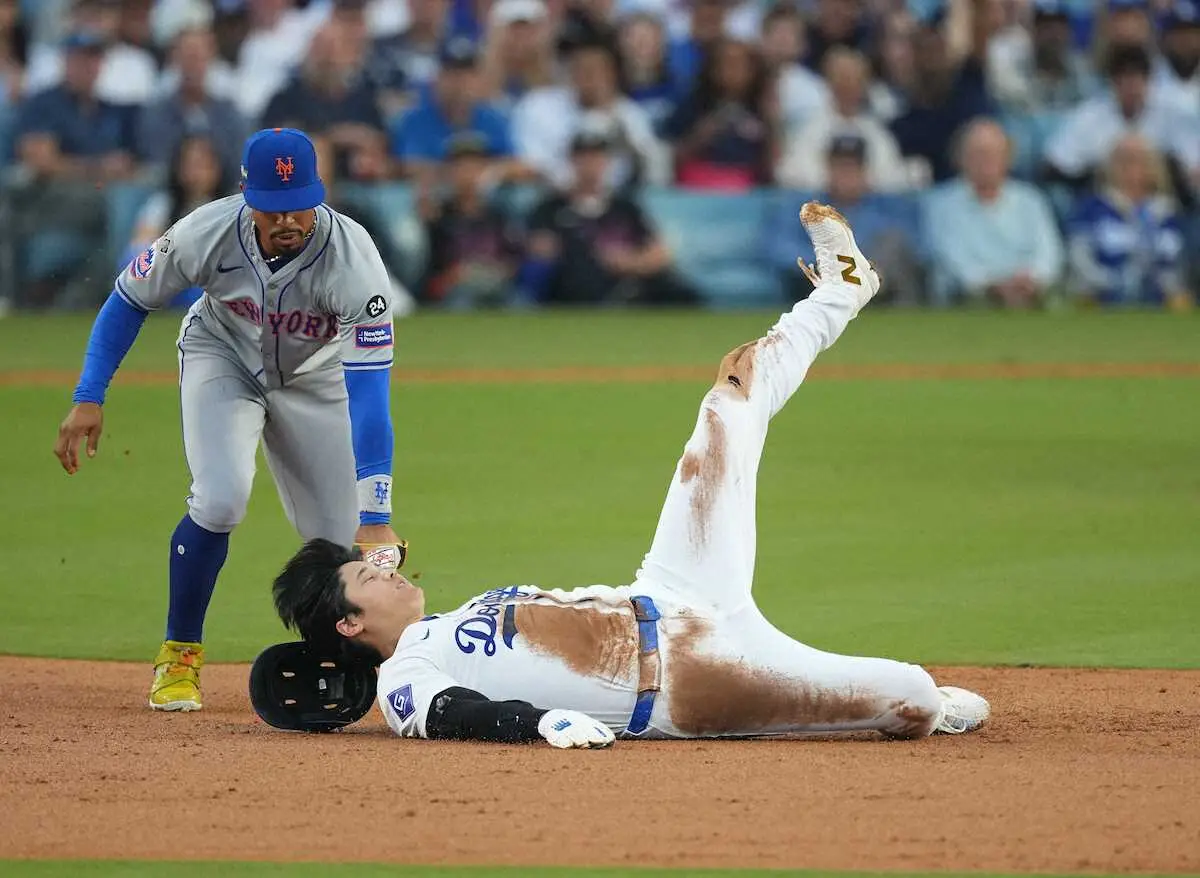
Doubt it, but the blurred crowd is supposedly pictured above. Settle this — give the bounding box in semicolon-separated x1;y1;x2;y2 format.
1;0;1198;310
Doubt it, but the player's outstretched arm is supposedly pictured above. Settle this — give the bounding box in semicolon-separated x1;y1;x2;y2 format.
423;687;615;749
54;292;149;474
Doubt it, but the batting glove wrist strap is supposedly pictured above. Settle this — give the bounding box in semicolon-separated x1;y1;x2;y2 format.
357;475;393;515
357;540;407;571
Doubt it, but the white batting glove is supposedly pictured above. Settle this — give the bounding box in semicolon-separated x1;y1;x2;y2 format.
537;709;615;749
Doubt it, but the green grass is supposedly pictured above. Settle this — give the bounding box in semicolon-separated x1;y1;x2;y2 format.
2;864;1189;878
2;309;1198;667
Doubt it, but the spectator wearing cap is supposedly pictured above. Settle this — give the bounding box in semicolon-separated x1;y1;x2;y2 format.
234;0;331;122
512;36;670;190
923;118;1064;307
391;37;528;219
136;26;248;182
776;46;909;192
804;0;872;74
262;19;388;185
1044;44;1200;197
480;0;556;116
768;132;926;304
759;3;828;136
1154;1;1200;113
988;0;1099;112
664;37;776;190
1066;133;1191;308
421;132;524;308
11;29;140;307
366;0;451;121
619;12;682;135
24;0;158;106
888;1;996;184
521;126;694;306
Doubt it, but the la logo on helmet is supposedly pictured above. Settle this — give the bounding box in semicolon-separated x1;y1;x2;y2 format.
275;156;295;182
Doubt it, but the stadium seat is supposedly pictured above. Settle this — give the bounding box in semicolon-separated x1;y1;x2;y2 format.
641;187;783;308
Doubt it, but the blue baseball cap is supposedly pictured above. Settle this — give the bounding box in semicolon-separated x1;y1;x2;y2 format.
240;128;326;213
1165;0;1200;28
61;30;107;52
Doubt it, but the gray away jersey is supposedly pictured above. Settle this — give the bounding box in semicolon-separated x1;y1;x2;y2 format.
117;194;394;385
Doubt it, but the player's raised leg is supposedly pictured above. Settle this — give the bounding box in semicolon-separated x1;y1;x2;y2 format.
633;203;879;615
261;368;359;547
155;324;267;711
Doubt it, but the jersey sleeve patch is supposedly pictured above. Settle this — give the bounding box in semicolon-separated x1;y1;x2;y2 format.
129;245;156;279
365;294;388;319
355;324;393;348
387;684;415;720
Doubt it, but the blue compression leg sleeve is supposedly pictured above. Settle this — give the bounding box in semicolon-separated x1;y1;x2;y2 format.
165;514;230;643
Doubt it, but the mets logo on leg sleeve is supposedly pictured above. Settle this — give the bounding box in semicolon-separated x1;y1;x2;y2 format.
355;324;393;348
129;245;156;279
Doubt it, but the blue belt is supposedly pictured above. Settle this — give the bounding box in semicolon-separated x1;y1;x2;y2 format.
625;595;662;736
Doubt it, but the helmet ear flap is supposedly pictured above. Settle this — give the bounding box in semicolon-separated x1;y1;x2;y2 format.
249;641;377;732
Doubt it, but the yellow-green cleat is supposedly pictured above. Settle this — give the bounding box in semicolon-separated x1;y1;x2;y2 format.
149;640;204;711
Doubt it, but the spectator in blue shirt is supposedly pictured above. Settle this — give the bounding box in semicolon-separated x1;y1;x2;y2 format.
12;30;140;308
1067;133;1192;308
923;118;1064;307
619;12;681;136
390;37;519;216
889;10;996;183
15;30;138;180
667;0;729;92
767;133;925;305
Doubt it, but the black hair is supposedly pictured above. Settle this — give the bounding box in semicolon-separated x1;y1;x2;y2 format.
1106;43;1151;79
166;134;237;224
692;37;770;116
272;539;362;653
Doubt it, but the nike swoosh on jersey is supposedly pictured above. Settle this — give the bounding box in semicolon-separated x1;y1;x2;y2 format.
216;263;242;273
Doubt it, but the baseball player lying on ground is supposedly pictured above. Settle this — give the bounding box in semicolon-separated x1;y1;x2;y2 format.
53;128;408;713
269;203;990;748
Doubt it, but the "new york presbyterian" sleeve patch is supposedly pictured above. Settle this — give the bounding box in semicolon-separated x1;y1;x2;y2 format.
355;324;393;348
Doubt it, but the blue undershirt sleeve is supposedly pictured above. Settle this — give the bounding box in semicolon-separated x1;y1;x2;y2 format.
72;291;150;405
344;366;394;526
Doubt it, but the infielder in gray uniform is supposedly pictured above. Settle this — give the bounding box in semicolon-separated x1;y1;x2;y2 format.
54;128;408;712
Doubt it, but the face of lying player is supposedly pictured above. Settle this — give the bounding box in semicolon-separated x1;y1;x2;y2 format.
334;560;426;655
252;209;318;256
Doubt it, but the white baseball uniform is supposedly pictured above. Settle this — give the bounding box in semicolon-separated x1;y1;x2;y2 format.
377;284;943;740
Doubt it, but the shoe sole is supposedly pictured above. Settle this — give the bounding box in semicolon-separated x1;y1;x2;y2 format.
149;699;202;712
799;201;852;229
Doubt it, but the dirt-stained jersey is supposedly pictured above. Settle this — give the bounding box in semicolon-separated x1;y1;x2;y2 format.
377;584;663;737
116;194;394;387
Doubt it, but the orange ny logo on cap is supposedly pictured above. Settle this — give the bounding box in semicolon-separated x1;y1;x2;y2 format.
275;156;295;182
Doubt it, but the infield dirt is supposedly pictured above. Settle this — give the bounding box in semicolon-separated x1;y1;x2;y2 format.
1;658;1196;873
